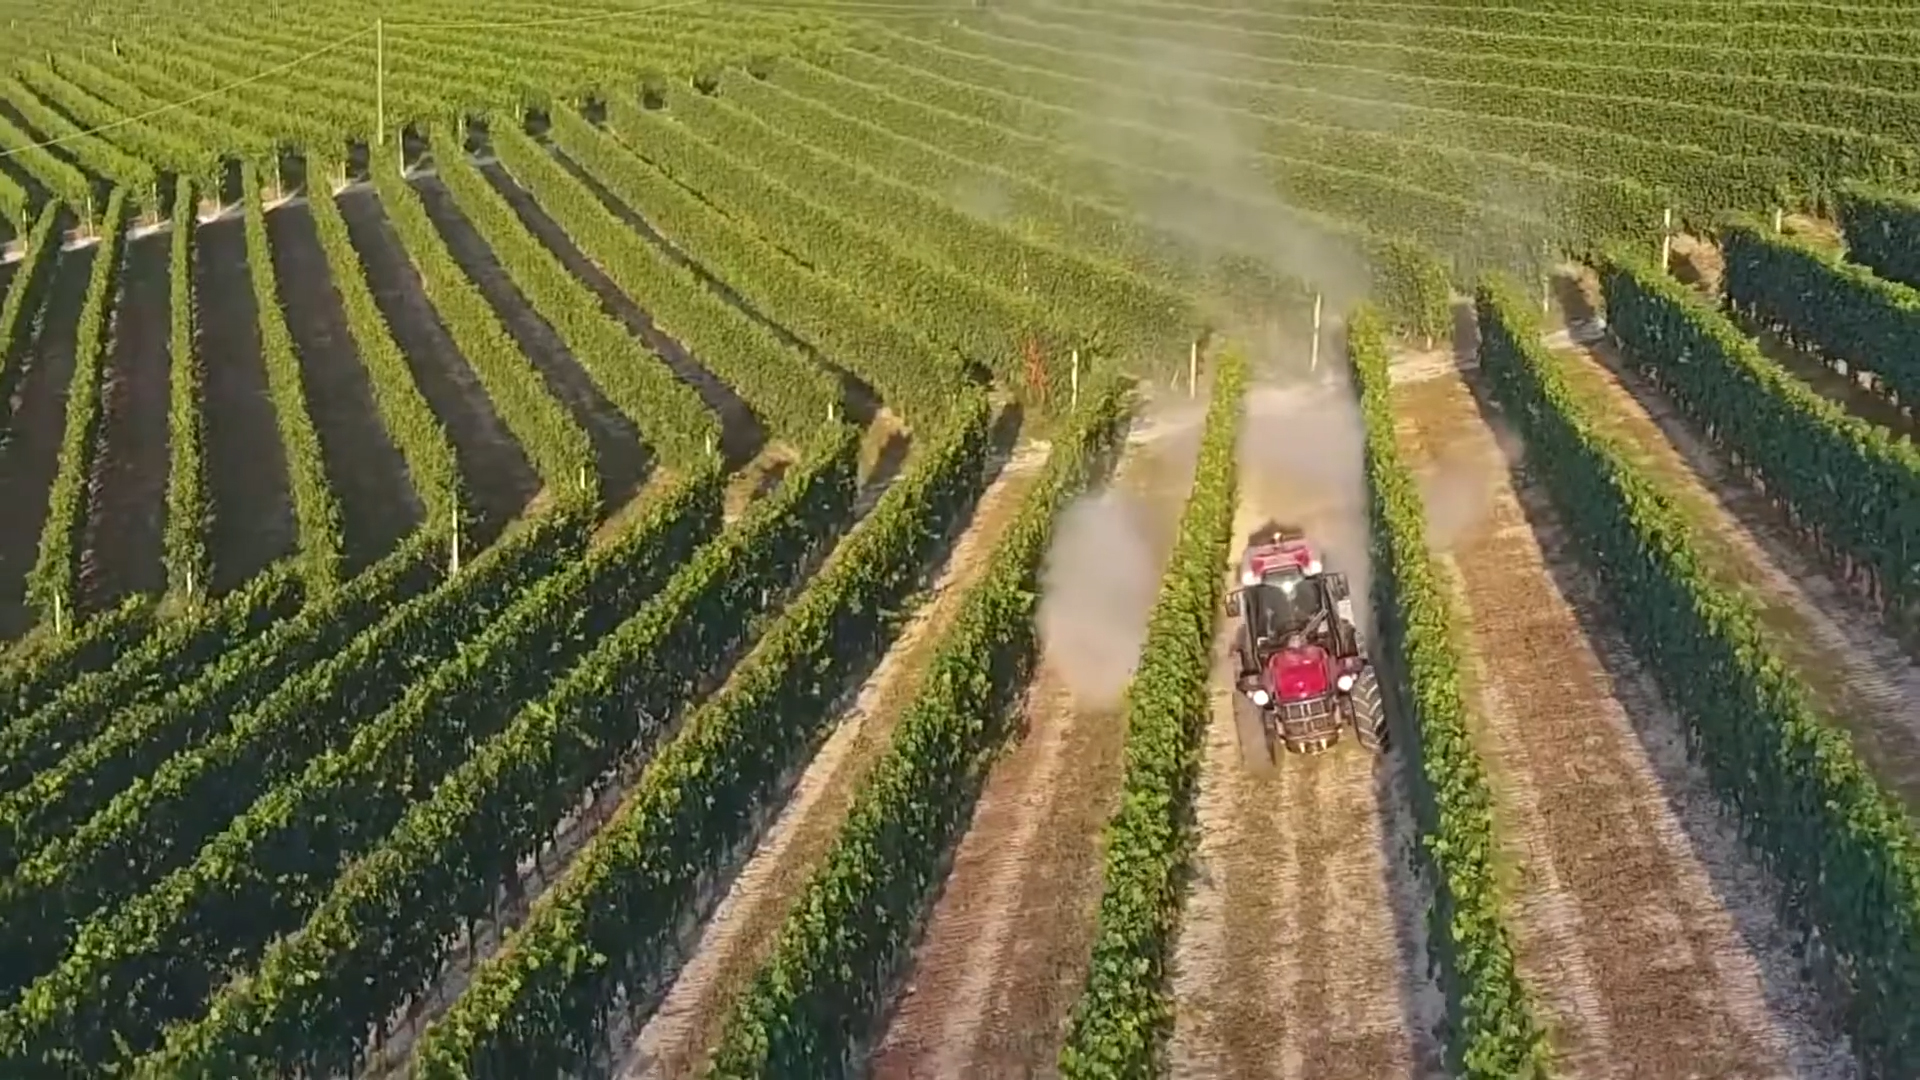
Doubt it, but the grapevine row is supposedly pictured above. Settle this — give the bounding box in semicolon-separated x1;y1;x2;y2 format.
0;564;301;803
1836;182;1920;292
534;108;968;426
239;163;344;589
751;57;1449;340
162;177;209;604
430;130;725;465
1476;279;1920;1076
12;62;218;186
1719;215;1920;409
5;476;701;1052
0;204;62;420
707;375;1136;1076
303;161;463;530
1345;307;1548;1077
1138;0;1920;50
860;31;1565;269
0;543;442;946
0;110;93;225
1030;2;1920;133
973;12;1916;191
405;393;1004;1077
137;427;863;1076
369;153;593;500
1597;248;1920;621
25;187;129;628
0;77;159;219
1055;348;1245;1076
599;94;1068;404
843;24;1785;234
660;82;1202;380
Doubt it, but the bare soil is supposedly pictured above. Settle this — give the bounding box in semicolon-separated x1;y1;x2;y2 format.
78;231;169;611
195;215;297;594
265;201;421;574
0;245;94;639
1552;341;1920;817
1389;350;1856;1079
337;188;538;545
619;434;1049;1080
1168;485;1442;1080
413;175;651;508
480;160;764;470
864;412;1190;1079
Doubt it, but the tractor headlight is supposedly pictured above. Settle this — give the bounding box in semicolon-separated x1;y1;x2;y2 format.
1336;673;1356;692
1241;569;1260;586
1250;688;1271;706
1305;559;1323;577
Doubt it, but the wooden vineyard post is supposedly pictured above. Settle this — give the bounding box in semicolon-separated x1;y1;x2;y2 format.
375;18;386;147
449;513;462;576
1189;340;1198;398
51;593;64;637
1773;207;1784;232
1310;292;1323;371
1660;207;1674;271
1070;348;1080;410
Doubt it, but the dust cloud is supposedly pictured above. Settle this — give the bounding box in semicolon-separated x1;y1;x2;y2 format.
1037;392;1207;712
1237;364;1379;644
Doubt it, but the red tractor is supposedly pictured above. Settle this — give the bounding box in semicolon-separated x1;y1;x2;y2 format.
1225;524;1386;757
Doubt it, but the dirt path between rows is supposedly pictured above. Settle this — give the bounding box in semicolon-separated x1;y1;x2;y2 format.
0;245;96;639
619;435;1050;1080
79;230;169;611
1168;382;1442;1080
1551;340;1920;815
1389;350;1856;1080
413;175;650;510
337;188;538;545
864;398;1199;1079
266;201;421;573
195;216;296;594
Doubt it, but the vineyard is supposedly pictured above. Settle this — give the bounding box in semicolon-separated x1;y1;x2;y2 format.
0;0;1917;1077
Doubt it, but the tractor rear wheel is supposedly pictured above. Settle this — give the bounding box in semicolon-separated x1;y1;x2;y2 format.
1350;667;1388;751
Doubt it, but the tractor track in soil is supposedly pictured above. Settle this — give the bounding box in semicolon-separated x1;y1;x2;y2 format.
1169;384;1443;1080
615;430;1048;1080
1389;346;1855;1080
1548;331;1920;817
864;404;1197;1080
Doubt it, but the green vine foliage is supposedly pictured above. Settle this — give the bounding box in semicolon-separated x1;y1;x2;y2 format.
134;428;864;1077
1347;306;1548;1078
1598;246;1920;617
1055;348;1245;1079
705;379;1135;1078
1476;277;1920;1076
1718;213;1920;405
1835;181;1920;292
407;392;1008;1077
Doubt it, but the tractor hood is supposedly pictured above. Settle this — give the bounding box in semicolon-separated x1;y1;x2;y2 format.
1265;645;1331;701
